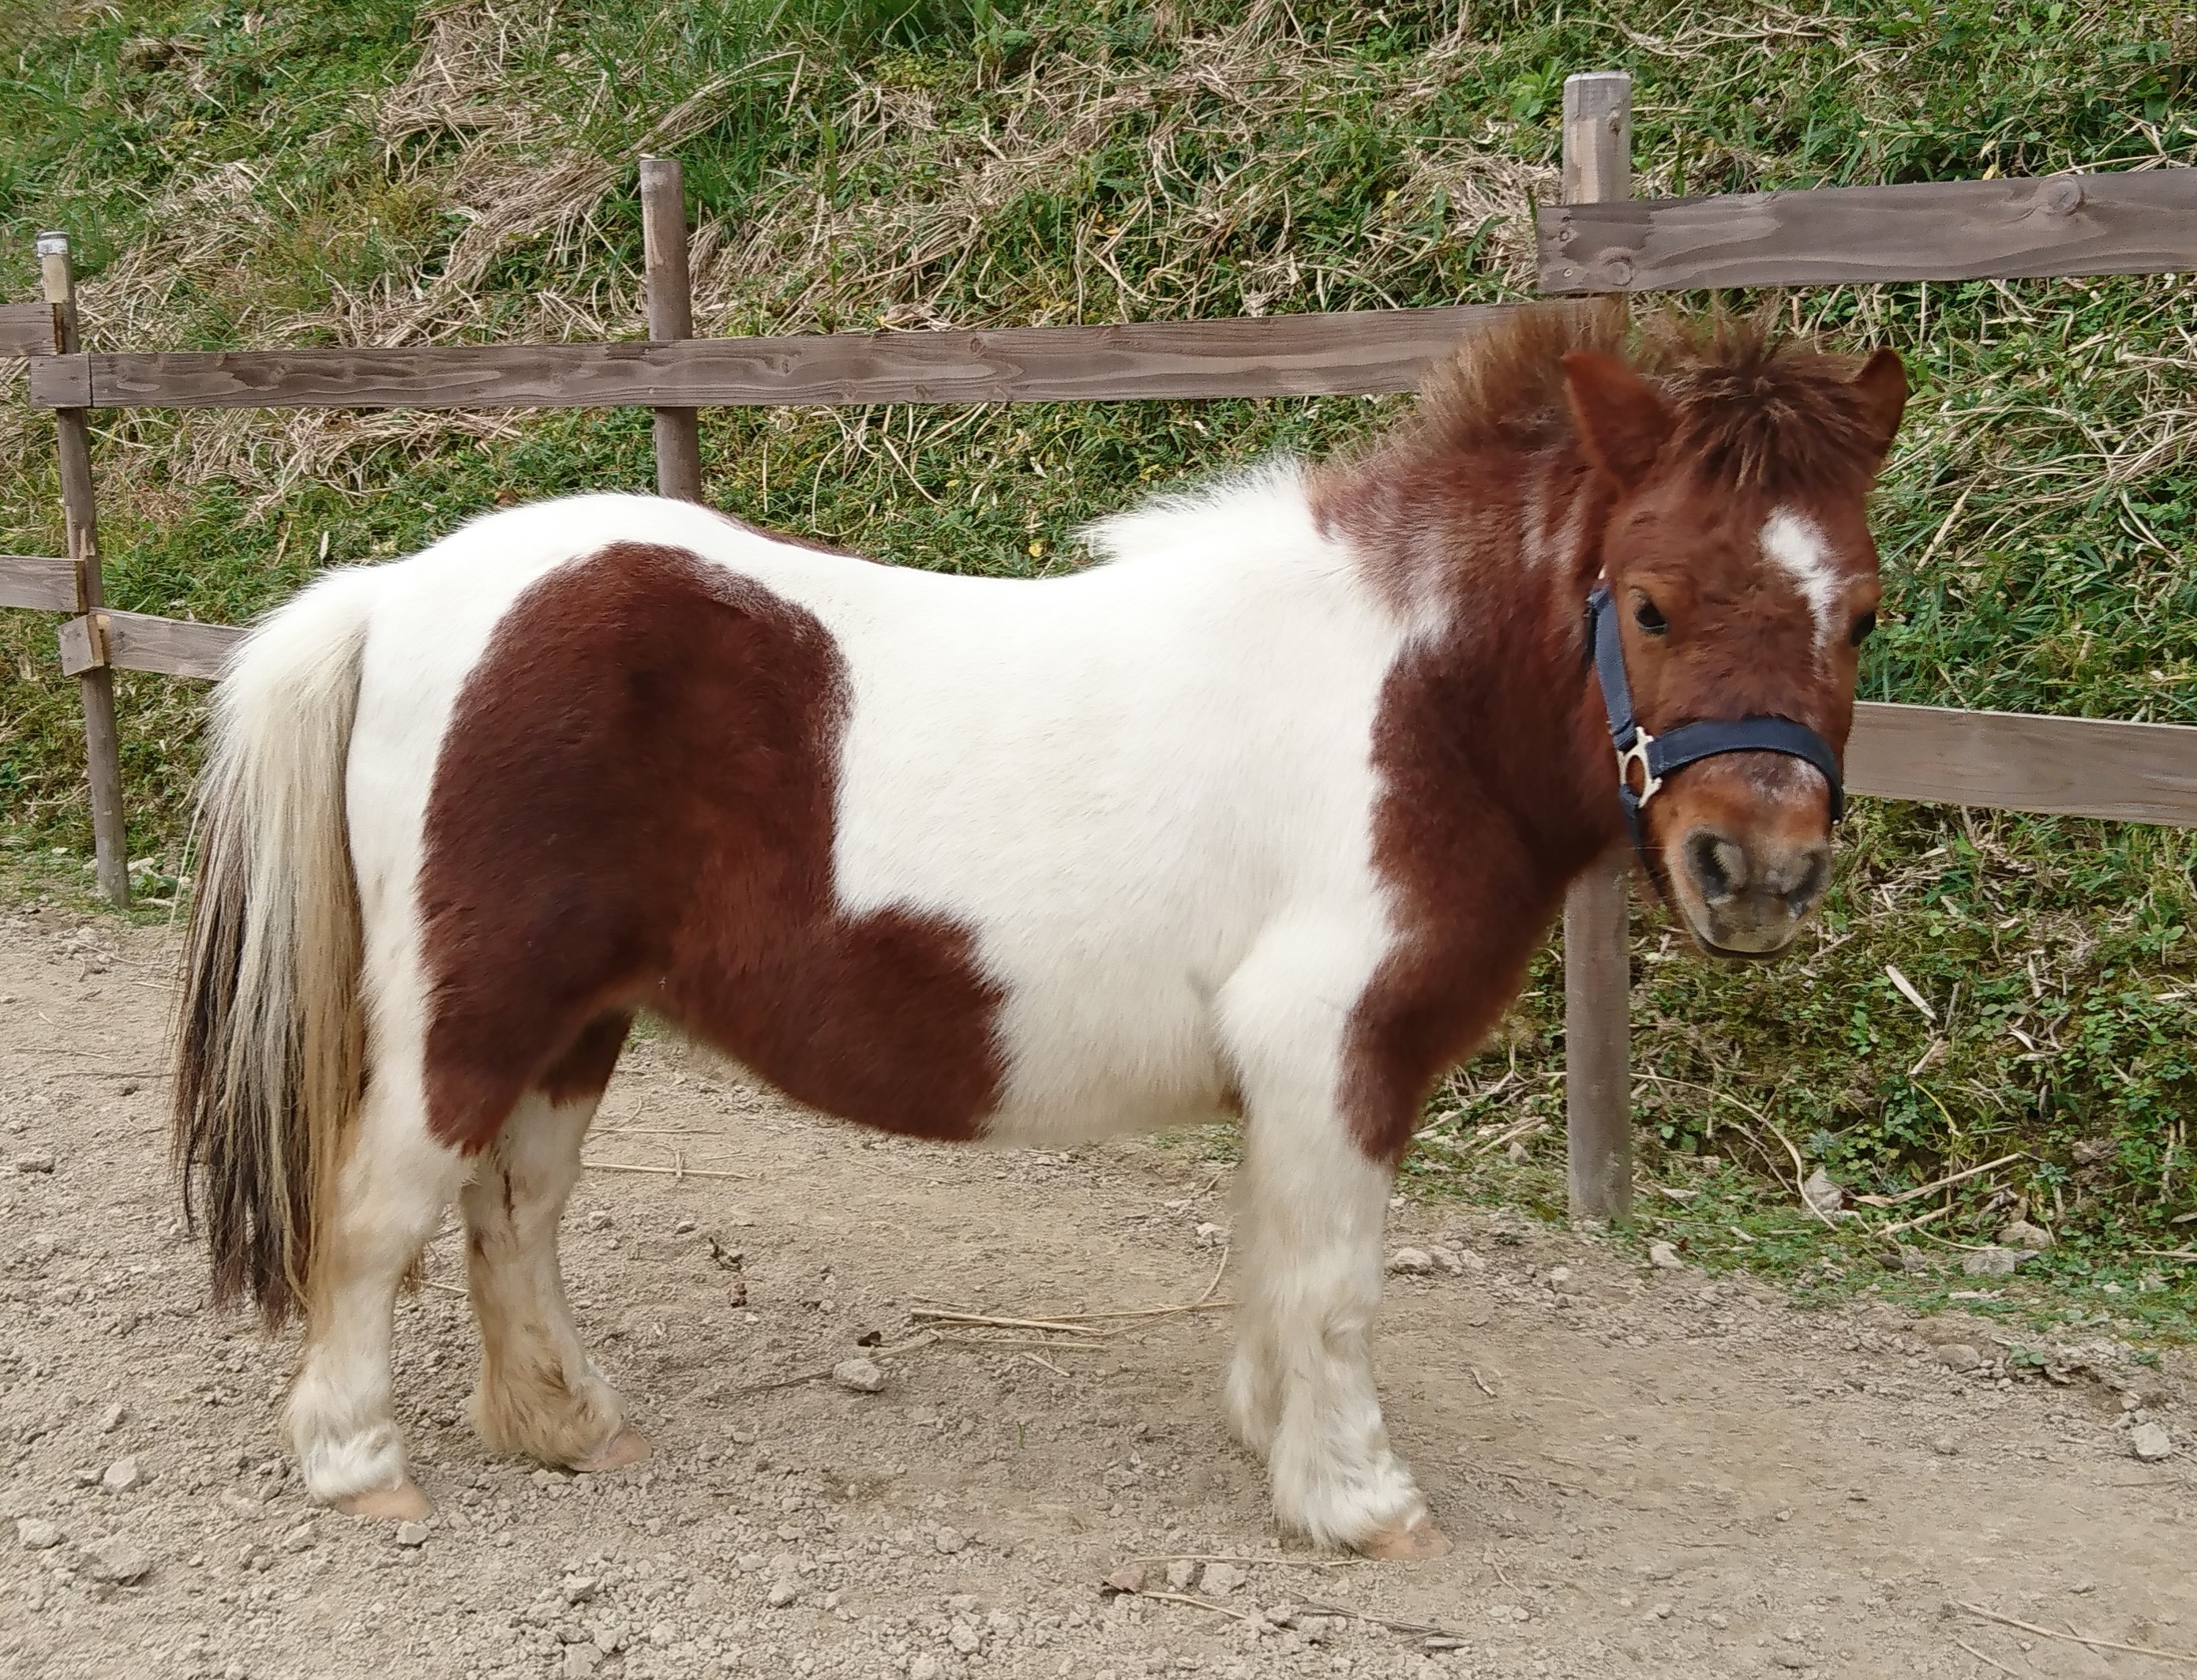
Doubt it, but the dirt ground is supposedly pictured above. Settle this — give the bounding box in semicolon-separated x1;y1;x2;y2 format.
0;903;2191;1680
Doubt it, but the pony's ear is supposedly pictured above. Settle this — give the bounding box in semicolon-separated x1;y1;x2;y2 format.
1848;348;1908;467
1561;351;1674;490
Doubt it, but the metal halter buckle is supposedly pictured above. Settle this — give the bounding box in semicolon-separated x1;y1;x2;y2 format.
1616;728;1661;808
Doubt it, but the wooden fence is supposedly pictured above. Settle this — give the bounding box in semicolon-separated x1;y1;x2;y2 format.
6;70;2196;1222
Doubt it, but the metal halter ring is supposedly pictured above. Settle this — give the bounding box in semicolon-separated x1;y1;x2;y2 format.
1615;728;1662;810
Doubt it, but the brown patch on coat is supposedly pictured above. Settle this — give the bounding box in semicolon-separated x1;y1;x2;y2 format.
1322;304;1906;1160
1337;448;1622;1162
416;542;1004;1155
538;1014;632;1107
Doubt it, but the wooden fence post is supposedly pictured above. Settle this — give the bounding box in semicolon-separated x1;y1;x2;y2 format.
639;157;705;503
38;231;129;908
1560;72;1632;1224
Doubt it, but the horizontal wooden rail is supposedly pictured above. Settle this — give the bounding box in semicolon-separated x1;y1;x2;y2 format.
0;302;54;359
1541;166;2197;292
12;586;2195;825
0;554;76;613
25;305;1512;412
1847;701;2197;828
54;609;240;682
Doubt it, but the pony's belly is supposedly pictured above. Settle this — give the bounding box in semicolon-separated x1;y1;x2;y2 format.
977;974;1234;1147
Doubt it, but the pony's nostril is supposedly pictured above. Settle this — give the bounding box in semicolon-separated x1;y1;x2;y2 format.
1684;831;1747;903
1783;850;1831;912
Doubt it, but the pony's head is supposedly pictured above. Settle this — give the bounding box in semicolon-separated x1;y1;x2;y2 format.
1562;329;1907;957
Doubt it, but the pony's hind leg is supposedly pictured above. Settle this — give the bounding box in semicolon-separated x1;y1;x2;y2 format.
460;1016;644;1472
287;1068;469;1520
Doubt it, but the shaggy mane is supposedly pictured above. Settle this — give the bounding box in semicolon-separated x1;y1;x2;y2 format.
1408;298;1891;496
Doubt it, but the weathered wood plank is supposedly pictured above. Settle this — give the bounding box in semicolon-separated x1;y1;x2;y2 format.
56;610;241;682
0;554;76;613
1848;702;2197;828
640;156;705;502
1558;68;1637;1228
1540;167;2197;292
13;591;2195;823
0;302;56;359
26;306;1513;411
39;232;129;906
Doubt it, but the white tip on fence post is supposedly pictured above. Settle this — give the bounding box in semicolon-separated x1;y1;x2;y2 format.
37;230;130;909
639;156;704;504
1560;70;1633;1226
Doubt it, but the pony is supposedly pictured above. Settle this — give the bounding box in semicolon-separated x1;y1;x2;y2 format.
173;301;1906;1558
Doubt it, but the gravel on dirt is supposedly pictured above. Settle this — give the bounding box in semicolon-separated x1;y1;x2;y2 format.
0;903;2191;1679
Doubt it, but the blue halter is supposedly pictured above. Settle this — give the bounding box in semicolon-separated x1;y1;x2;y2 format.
1584;582;1845;872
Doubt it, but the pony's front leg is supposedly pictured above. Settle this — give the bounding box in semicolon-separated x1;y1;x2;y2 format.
1219;936;1445;1558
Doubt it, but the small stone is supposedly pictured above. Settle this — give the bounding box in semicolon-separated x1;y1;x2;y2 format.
1771;1652;1809;1671
15;1152;54;1175
17;1518;62;1551
1998;1219;2053;1251
2131;1422;2175;1461
562;1576;599;1604
1547;1266;1580;1295
1930;1434;1959;1457
1648;1240;1683;1271
393;1521;429;1547
832;1357;885;1393
562;1646;603;1679
1386;1248;1434;1276
102;1456;144;1492
1165;1559;1198;1592
1933;1343;1983;1372
1198;1561;1247;1595
1801;1167;1845;1213
935;1526;967;1554
910;1659;943;1680
586;1210;613;1230
1103;1562;1146;1594
97;1403;126;1434
83;1536;154;1584
1505;1140;1530;1164
1427;1246;1465;1274
948;1622;980;1654
1962;1247;2021;1277
279;1521;315;1552
766;1579;798;1607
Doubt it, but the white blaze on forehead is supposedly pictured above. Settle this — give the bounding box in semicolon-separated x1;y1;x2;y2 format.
1760;507;1841;654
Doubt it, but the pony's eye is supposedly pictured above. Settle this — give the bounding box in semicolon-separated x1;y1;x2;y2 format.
1850;610;1877;646
1633;595;1668;636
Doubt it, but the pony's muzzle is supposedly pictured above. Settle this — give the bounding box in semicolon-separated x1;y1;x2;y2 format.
1674;823;1831;956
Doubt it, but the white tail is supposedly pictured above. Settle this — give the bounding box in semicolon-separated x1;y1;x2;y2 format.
173;568;381;1327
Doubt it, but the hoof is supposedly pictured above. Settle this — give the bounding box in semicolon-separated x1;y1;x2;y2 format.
332;1479;433;1521
1357;1515;1451;1561
571;1427;650;1472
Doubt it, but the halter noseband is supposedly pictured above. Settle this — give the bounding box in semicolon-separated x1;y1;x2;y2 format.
1585;583;1845;879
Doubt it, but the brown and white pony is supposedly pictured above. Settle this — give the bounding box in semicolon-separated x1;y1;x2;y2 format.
174;302;1905;1558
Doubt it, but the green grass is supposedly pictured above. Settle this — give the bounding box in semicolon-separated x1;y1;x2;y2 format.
2;0;2193;1284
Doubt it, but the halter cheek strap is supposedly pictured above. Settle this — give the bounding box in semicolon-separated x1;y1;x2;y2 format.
1585;583;1845;873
